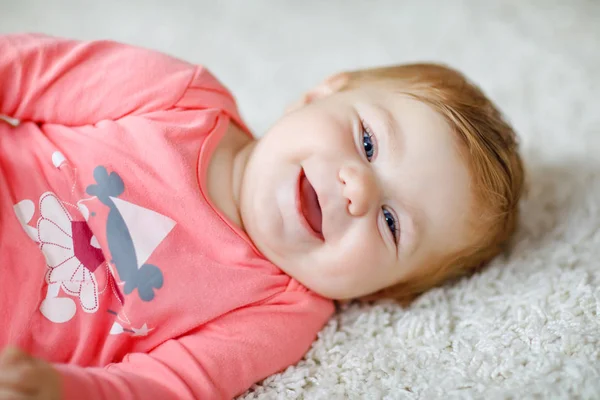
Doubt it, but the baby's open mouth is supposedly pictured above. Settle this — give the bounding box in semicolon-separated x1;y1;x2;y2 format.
298;169;324;240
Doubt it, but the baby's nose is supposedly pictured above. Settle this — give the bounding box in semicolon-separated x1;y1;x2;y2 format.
338;164;378;216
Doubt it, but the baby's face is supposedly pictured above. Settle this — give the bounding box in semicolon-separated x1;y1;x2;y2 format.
240;87;474;299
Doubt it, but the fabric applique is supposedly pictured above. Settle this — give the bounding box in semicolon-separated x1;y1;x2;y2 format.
86;165;175;302
14;192;111;323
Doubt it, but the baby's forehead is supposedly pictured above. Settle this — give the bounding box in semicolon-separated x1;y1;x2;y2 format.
353;89;450;126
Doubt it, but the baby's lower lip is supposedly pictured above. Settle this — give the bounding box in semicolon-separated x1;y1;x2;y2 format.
296;168;324;241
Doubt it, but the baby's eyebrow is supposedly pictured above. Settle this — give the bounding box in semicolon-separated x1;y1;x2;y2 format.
400;205;423;259
372;103;402;155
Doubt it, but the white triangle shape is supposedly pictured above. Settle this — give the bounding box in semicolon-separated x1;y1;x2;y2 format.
110;197;176;269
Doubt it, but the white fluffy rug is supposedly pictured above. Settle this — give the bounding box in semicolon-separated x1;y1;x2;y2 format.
2;1;599;398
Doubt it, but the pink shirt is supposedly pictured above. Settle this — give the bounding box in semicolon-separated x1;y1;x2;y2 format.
0;34;334;399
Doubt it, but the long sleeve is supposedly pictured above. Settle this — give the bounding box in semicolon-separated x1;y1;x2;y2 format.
0;33;198;125
54;291;334;400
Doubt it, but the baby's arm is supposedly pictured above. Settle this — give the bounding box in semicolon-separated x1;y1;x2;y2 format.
0;34;197;125
53;292;332;400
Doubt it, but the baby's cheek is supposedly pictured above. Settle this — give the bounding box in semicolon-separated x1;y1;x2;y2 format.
340;237;384;274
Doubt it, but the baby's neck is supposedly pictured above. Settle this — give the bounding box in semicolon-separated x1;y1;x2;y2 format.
205;122;255;231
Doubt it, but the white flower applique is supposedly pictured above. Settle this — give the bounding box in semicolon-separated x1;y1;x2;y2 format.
14;192;108;323
13;150;110;324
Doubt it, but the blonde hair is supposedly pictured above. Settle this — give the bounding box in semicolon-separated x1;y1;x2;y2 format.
340;63;525;305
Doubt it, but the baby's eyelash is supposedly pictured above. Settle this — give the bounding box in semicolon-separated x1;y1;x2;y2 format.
383;207;401;245
361;118;374;137
360;119;377;161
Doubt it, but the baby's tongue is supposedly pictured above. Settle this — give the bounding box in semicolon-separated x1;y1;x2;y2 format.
300;176;322;234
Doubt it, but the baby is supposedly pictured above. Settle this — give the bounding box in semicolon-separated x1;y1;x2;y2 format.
0;34;523;399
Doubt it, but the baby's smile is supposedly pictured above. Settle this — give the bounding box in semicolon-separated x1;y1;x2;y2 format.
297;168;324;241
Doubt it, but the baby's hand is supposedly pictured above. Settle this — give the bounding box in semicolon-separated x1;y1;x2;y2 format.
0;347;61;400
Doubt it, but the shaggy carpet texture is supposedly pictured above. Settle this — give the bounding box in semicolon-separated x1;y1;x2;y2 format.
2;1;599;398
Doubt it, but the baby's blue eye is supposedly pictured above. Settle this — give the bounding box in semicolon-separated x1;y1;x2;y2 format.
383;208;399;243
362;130;375;161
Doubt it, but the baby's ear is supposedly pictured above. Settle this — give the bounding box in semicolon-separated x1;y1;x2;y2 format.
286;72;349;113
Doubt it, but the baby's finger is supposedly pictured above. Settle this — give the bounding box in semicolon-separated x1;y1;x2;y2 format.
0;364;36;393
